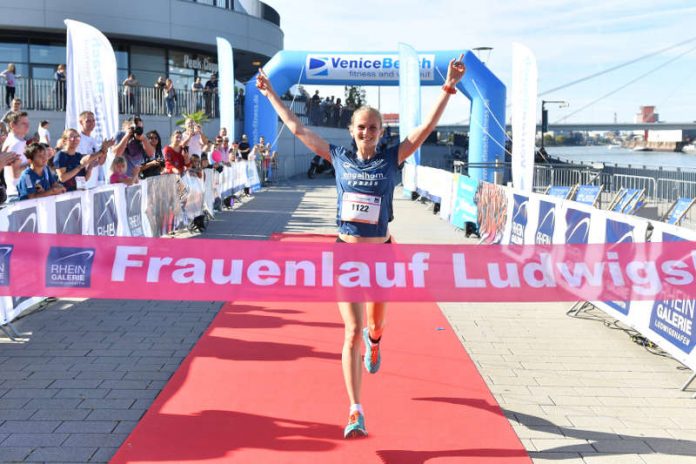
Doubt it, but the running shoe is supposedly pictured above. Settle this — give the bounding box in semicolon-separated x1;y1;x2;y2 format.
344;411;367;438
363;327;381;374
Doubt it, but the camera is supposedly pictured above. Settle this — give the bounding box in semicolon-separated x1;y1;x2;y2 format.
130;125;144;136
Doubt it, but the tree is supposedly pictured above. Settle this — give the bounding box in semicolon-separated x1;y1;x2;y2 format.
175;109;209;128
344;85;367;108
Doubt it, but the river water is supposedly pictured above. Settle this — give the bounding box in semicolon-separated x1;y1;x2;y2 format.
546;146;696;170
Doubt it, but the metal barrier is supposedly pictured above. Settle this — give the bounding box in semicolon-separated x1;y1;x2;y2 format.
609;174;656;198
0;78;228;118
656;178;696;202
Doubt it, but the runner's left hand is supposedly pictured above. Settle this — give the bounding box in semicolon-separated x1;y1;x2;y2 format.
446;54;466;86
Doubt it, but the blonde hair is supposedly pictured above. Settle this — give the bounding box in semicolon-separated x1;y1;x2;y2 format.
111;156;127;171
349;105;383;129
60;128;79;144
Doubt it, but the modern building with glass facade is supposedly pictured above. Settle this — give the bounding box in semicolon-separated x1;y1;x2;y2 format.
0;0;283;119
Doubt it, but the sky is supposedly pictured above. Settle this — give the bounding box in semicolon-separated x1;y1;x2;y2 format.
262;0;696;125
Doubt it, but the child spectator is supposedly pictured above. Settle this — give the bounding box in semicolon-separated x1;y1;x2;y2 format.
201;153;211;170
17;143;65;200
210;136;225;165
109;156;139;185
189;154;203;179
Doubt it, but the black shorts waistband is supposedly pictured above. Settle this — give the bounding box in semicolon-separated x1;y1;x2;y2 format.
336;236;392;244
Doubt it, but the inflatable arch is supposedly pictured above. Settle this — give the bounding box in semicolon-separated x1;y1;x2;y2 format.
244;50;506;182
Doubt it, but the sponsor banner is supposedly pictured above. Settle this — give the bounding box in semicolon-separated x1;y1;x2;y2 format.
511;43;538;192
589;211;649;322
46;246;96;288
0;200;46;324
502;191;542;246
564;208;592;245
399;43;421;195
306;53;436;82
216;37;235;144
8;203;40;233
450;175;479;229
92;188;120;237
534;196;563;245
125;184;144;237
1;233;696;303
636;222;696;371
55;192;86;235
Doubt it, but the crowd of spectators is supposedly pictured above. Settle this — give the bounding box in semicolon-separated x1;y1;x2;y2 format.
0;109;278;206
285;88;355;128
119;72;239;119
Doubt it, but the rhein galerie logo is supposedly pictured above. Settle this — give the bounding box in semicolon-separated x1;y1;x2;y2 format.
46;247;96;288
0;245;13;286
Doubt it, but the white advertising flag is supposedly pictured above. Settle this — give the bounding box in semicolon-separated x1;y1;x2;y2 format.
64;19;119;142
399;43;422;195
511;43;538;192
216;37;235;143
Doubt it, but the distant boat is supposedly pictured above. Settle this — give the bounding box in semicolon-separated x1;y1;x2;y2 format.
633;146;652;152
683;143;696;154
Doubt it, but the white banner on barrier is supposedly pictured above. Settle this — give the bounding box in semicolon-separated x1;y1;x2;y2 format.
634;222;696;371
589;209;649;325
0;199;48;324
87;184;128;237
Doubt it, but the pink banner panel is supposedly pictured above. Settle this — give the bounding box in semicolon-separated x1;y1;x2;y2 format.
0;232;695;303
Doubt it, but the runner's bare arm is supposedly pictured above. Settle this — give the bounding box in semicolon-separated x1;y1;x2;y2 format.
256;68;330;161
398;54;466;164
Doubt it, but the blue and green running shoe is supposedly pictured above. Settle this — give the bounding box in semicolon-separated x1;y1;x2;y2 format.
363;327;381;374
344;411;367;438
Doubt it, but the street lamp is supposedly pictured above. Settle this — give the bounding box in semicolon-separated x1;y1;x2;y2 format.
540;100;568;151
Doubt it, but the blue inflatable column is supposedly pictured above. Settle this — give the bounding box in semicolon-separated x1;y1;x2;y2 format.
460;52;506;183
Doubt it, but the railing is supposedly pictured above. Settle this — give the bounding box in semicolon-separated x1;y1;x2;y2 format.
0;78;240;119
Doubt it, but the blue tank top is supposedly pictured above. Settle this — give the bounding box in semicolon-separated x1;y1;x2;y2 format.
330;143;399;237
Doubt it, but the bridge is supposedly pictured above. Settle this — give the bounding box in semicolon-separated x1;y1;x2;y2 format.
436;122;696;133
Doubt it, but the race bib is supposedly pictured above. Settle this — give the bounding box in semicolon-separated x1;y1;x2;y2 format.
341;192;382;224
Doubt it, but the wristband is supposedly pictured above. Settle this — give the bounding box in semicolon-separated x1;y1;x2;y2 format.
442;84;457;94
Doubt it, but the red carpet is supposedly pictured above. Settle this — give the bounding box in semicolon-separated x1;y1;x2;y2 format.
110;235;530;464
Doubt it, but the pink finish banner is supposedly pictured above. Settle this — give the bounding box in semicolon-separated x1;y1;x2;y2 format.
1;232;696;302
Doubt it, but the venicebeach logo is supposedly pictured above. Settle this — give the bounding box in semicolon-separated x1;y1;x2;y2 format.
46;247;96;288
308;57;329;76
306;54;435;81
